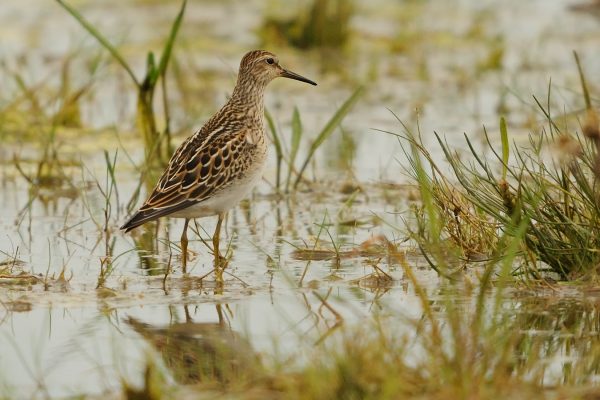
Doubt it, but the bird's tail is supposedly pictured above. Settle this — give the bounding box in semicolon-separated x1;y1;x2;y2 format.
120;210;155;232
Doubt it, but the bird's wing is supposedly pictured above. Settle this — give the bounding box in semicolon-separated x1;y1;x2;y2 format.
121;126;252;231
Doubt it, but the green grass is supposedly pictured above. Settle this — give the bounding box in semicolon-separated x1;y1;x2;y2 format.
266;86;364;193
119;266;600;400
56;0;186;174
393;53;600;281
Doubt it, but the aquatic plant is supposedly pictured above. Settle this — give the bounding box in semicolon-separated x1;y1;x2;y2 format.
266;86;363;192
120;260;600;399
399;53;600;280
56;0;187;172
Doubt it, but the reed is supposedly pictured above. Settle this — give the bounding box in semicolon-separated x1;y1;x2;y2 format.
56;0;187;174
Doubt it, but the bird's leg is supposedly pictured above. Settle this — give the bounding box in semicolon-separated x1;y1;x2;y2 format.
181;218;190;274
213;213;226;283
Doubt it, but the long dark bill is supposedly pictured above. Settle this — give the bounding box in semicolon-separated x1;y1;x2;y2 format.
281;69;317;86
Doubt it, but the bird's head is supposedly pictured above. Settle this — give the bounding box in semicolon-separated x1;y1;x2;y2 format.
238;50;317;88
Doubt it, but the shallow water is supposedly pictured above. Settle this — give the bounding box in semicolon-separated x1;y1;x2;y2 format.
2;0;600;397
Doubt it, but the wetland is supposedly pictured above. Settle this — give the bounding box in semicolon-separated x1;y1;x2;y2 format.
2;0;600;398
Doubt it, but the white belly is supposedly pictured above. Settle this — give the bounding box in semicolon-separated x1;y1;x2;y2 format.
169;164;264;219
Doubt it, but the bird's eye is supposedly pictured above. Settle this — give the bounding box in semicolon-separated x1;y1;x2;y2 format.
266;58;275;65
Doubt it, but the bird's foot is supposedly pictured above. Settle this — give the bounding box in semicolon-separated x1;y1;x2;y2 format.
213;253;228;285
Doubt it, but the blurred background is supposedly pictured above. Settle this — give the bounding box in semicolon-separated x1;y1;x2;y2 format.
2;0;600;181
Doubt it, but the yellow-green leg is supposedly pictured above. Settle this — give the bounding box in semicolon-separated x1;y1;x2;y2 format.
213;213;226;283
181;218;190;274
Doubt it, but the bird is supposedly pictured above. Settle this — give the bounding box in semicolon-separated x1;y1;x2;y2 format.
121;50;316;280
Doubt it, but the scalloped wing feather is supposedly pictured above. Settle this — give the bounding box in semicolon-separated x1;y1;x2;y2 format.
120;126;254;231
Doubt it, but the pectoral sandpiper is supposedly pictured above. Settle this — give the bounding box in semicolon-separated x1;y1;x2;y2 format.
121;50;316;279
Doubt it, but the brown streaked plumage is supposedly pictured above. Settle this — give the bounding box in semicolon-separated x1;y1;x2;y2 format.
121;50;316;277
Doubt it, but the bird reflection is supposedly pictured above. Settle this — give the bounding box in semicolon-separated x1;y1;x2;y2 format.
125;304;259;385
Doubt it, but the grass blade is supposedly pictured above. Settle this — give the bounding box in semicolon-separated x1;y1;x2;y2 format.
573;51;591;109
500;116;509;180
103;150;120;217
151;0;187;86
294;86;364;189
56;0;139;87
286;106;303;192
265;110;283;191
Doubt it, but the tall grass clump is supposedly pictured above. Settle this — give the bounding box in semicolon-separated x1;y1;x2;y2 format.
399;53;600;281
56;0;186;173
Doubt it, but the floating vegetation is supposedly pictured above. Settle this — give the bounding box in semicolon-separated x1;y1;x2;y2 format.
292;234;406;265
